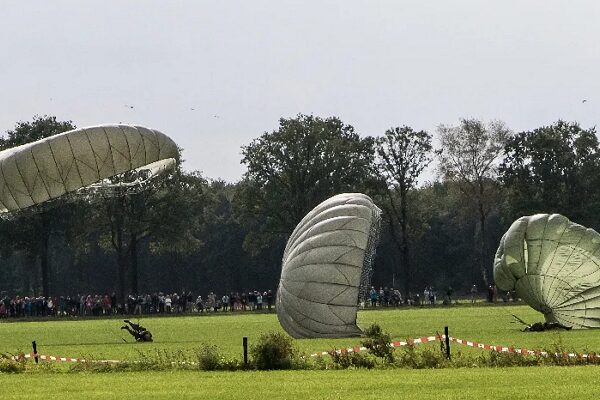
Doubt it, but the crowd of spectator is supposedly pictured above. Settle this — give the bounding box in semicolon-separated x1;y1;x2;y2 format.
0;290;275;319
0;284;518;319
366;285;450;307
365;284;516;308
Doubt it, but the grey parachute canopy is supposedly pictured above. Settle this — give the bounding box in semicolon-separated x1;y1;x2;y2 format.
276;193;382;338
494;213;600;329
0;124;179;214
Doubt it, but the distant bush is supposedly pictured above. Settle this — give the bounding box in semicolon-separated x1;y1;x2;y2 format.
329;350;375;369
0;357;26;373
149;348;195;369
477;350;540;367
219;358;245;371
197;344;223;371
69;349;197;373
250;332;297;370
391;344;448;369
362;323;395;362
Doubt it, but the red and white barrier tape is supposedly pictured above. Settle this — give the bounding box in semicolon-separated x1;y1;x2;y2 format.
9;352;198;365
311;334;598;360
310;335;440;357
7;334;596;363
10;353;121;364
448;336;597;360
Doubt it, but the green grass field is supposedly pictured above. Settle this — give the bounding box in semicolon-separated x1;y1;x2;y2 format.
2;368;600;400
2;304;600;399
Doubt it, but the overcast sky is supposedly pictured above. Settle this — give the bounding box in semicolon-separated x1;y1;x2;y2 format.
1;1;598;182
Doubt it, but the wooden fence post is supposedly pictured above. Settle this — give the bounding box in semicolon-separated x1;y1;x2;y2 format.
32;341;39;364
444;327;451;359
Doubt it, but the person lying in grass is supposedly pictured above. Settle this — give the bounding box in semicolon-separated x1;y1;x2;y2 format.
121;320;153;342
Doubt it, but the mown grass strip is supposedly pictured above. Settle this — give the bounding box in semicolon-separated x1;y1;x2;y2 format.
1;368;599;400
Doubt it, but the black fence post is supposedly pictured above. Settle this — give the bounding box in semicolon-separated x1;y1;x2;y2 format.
243;337;248;366
444;326;450;360
32;341;38;364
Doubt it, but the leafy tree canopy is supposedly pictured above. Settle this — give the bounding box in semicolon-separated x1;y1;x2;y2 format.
500;120;600;226
375;126;433;294
237;114;376;252
0;115;75;150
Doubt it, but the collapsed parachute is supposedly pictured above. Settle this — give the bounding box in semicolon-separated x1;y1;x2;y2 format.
277;193;381;338
0;124;179;214
494;213;600;329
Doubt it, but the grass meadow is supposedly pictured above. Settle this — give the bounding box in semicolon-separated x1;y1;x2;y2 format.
1;304;600;399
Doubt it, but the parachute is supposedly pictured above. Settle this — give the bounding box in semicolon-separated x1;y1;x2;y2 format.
276;193;382;338
0;124;179;215
494;213;600;329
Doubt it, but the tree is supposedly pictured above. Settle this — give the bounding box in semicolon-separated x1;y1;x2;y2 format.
0;116;76;297
0;116;75;149
94;166;205;301
437;119;511;285
195;180;276;292
237;114;377;252
375;126;433;295
499;121;600;228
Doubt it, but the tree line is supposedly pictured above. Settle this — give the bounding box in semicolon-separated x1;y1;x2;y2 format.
0;115;598;302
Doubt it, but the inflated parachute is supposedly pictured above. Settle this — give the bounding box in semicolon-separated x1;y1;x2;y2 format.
494;213;600;329
277;193;381;338
0;124;178;214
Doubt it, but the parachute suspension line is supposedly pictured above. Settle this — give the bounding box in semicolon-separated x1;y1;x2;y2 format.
0;159;176;221
524;239;528;274
359;205;382;303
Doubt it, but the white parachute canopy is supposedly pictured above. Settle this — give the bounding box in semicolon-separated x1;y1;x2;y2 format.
276;193;382;338
0;124;179;214
494;213;600;329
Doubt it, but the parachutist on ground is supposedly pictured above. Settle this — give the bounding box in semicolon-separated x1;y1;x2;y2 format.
121;320;153;342
512;314;572;332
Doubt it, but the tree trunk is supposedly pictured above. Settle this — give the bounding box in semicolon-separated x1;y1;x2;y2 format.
113;208;127;304
117;248;127;304
385;188;411;297
399;187;411;297
40;221;51;298
129;234;138;295
23;254;37;295
478;196;488;286
117;255;127;304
